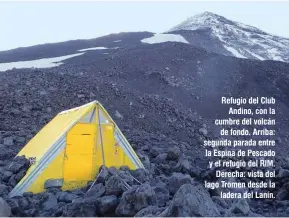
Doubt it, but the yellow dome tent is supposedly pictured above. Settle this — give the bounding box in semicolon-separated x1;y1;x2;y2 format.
9;101;144;197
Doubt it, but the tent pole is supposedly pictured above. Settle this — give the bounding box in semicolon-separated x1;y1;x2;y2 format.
97;107;105;166
87;168;103;193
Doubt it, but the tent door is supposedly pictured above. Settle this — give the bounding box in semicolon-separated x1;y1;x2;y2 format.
63;123;96;188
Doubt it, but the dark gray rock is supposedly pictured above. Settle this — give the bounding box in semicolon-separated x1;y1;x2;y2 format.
15;170;26;182
175;158;191;174
166;146;181;161
190;165;203;178
212;196;229;209
46;187;62;194
95;195;118;216
199;127;208;136
138;154;151;170
15;137;26;144
1;171;13;182
153;186;170;207
56;192;79;203
23;208;38;217
154;153;167;164
8;175;17;187
278;168;289;178
7;156;30;174
0;160;5;166
0;197;11;217
276;188;289;200
0;145;14;160
41;194;58;210
44;178;63;189
3;137;14;146
63;202;95;217
23;192;33;198
129;168;151;183
247;211;264;217
276;200;289;206
0;184;9;197
105;175;125;196
98;166;110;184
108;166;118;175
119;166;130;171
168;172;192;195
117;170;134;185
16;197;30;210
115;183;157;216
135;206;164;217
160;184;220;217
85;183;106;198
227;199;250;216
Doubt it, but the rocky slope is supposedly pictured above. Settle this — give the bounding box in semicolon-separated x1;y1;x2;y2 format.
0;40;289;216
168;12;289;62
0;12;289;217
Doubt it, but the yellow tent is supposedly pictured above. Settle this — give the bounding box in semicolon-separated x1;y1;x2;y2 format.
9;101;144;197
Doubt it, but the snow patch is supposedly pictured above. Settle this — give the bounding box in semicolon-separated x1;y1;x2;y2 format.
78;47;108;51
0;53;84;72
245;50;265;61
267;48;284;62
224;46;246;58
141;34;189;44
113;40;122;43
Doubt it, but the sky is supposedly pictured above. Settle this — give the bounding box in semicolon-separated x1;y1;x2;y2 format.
0;1;289;51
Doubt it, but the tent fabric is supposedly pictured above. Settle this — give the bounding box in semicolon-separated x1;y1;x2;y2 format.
9;101;144;197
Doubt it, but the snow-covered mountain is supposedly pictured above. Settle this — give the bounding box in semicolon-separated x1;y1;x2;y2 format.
168;12;289;62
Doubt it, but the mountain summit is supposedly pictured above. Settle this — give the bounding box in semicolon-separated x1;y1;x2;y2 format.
169;12;264;34
168;12;289;62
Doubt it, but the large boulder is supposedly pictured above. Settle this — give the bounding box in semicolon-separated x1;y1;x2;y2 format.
166;146;181;161
160;184;220;217
117;171;134;186
97;166;110;184
129;168;151;183
0;197;11;217
167;172;192;195
41;193;58;210
85;183;106;198
226;199;251;216
105;175;125;196
115;183;157;216
95;195;119;216
7;156;30;174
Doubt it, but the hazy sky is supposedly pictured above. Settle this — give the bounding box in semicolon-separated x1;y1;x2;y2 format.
1;1;288;51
